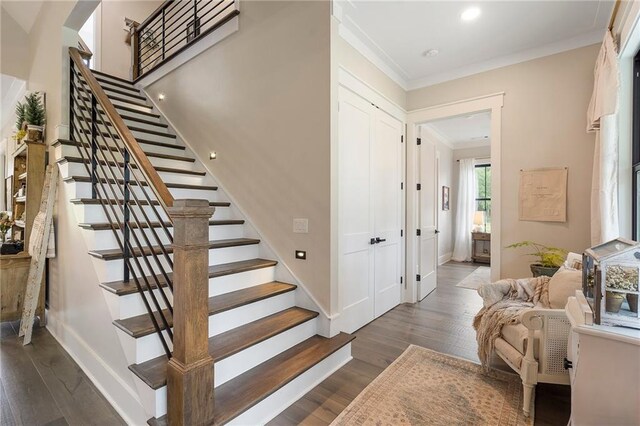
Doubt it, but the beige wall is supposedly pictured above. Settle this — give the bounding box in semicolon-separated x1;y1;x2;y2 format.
1;8;30;80
409;45;599;278
148;1;333;311
97;0;163;79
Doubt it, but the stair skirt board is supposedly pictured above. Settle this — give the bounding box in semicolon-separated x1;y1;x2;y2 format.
134;319;319;418
57;69;349;425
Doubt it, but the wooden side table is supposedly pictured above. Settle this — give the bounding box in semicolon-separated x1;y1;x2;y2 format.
472;232;491;264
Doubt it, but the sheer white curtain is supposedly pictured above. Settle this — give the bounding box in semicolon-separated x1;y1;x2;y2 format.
587;29;620;245
452;158;476;262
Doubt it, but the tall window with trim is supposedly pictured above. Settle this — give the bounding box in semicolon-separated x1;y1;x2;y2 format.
475;164;491;233
633;50;640;241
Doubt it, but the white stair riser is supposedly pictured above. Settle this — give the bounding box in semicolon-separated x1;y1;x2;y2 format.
72;203;232;223
229;344;352;426
122;119;167;133
116;108;160;122
55;143;197;171
65;180;218;201
82;223;244;250
59;161;208;186
141;319;318;418
92;244;260;283
102;265;276;319
120;291;297;364
102;87;144;102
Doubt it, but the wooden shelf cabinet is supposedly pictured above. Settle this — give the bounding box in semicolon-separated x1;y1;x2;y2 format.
0;252;45;323
11;141;46;247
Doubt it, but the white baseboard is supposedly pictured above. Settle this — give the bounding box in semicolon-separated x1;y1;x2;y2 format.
438;252;453;265
46;312;148;426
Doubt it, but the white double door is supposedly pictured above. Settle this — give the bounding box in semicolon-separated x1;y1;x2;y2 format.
338;87;403;334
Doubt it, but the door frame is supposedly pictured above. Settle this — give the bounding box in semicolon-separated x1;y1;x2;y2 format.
405;93;504;303
332;67;407;332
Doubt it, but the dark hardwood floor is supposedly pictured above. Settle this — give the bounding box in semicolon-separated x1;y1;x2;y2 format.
0;321;125;426
269;261;571;426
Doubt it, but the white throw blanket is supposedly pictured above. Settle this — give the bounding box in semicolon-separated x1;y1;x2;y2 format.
473;276;551;368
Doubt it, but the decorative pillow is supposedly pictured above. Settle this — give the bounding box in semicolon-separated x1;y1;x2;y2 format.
548;269;582;309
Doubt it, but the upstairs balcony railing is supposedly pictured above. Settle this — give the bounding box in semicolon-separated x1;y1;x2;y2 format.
132;0;239;80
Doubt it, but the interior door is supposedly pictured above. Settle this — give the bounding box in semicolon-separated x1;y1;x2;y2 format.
372;109;402;317
418;130;438;300
338;87;375;333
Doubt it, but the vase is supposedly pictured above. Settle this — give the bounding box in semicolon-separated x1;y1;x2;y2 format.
627;294;638;313
530;264;560;278
606;292;625;313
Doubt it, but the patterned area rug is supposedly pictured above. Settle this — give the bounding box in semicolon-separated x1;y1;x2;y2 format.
331;345;532;426
456;266;492;290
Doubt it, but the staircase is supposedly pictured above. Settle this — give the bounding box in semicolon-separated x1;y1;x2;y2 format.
58;54;353;424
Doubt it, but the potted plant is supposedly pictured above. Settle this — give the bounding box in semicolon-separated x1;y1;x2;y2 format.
19;92;46;141
506;240;567;277
606;265;639;313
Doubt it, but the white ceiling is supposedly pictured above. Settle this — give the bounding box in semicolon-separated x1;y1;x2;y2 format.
1;1;44;34
425;111;491;149
336;1;614;89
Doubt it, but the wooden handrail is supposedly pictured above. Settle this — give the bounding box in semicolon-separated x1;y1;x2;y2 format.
77;37;93;60
69;47;175;208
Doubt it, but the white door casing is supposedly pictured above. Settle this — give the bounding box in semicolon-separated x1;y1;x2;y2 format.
418;129;438;300
338;86;403;332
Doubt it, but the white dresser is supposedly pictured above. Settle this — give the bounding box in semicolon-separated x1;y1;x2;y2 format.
565;292;640;425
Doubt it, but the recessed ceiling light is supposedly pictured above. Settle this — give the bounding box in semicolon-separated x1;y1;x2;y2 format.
461;7;481;22
422;49;439;58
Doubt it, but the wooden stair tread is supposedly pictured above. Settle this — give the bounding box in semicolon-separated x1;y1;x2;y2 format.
119;114;168;128
64;175;217;191
76;93;150;109
129;305;319;391
148;332;354;425
58;156;205;176
91;69;134;85
93;76;140;94
88;237;260;260
70;126;184;150
80;219;244;231
69;198;230;208
78;103;161;119
115;283;300;340
100;258;277;295
75;117;176;138
54;139;192;162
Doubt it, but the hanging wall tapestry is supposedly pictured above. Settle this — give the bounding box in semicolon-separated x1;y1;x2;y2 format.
519;167;568;222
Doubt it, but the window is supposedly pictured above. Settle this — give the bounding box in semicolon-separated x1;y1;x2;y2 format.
475;164;491;233
633;50;640;241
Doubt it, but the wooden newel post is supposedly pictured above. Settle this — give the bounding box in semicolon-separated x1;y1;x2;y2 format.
167;199;215;426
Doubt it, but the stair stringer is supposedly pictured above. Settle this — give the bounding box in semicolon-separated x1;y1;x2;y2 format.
49;162;149;425
141;94;335;337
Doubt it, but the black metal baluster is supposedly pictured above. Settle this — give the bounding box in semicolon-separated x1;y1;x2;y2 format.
123;149;131;283
162;8;166;60
69;60;75;141
90;94;98;199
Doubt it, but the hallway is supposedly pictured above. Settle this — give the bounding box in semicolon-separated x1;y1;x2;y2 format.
270;262;571;426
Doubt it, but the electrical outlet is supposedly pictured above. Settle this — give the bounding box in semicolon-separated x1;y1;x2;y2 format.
293;218;308;233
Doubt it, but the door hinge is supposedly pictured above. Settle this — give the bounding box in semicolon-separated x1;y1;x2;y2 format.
416;274;421;282
400;276;403;284
400;229;403;237
417;138;422;145
416;229;421;236
401;182;404;190
401;135;404;143
417;183;421;190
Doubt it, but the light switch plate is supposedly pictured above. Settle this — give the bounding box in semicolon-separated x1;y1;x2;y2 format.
293;218;308;233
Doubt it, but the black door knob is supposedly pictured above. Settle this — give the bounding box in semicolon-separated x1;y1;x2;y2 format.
370;238;377;245
375;237;386;243
563;357;573;370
